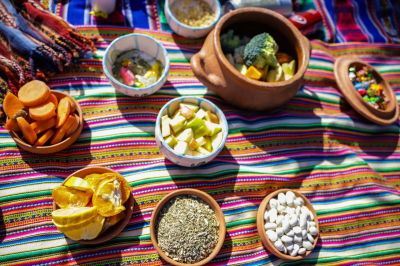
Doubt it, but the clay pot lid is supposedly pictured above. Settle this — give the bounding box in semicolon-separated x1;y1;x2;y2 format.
334;56;399;126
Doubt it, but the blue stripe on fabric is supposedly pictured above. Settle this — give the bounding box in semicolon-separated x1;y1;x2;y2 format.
128;0;150;29
352;0;385;42
311;192;393;204
223;206;259;216
0;178;61;190
66;0;86;25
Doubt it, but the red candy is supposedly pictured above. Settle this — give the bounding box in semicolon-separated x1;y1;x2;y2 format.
358;89;367;96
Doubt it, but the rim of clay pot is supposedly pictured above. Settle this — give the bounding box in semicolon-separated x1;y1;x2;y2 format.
53;166;134;244
7;90;83;154
213;7;310;92
150;188;226;266
334;56;398;125
256;189;319;260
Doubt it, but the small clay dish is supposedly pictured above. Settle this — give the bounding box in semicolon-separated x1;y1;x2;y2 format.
150;188;226;266
53;166;134;244
334;56;399;126
257;189;319;260
7;90;83;154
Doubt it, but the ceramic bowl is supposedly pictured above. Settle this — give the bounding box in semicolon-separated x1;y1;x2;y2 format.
150;188;226;266
334;56;399;126
257;189;319;260
155;96;228;167
191;7;311;111
7;90;83;154
53;166;134;244
102;33;170;97
165;0;222;39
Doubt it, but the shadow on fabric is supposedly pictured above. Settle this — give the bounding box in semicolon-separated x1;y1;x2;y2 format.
0;207;4;244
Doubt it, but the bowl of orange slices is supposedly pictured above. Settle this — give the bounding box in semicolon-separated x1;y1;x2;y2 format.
51;166;133;244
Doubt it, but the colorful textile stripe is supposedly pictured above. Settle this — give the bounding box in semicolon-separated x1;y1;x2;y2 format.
1;28;400;265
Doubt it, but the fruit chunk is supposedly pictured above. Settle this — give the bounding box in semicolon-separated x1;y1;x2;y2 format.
169;114;186;133
189;138;198;150
204;121;222;137
245;66;264;80
65;114;79;138
30;117;56;135
120;68;135;86
276;52;292;64
185;117;205;131
179;106;195;119
174;141;190;155
46;93;59;109
235;64;247;75
92;176;126;217
56;97;71;128
52;186;93;209
64;97;76;114
53;215;96;233
194;125;211;139
282;60;296;76
29;101;56;121
63;214;105;241
100;211;126;234
51;115;75;145
211;131;223;150
180;103;199;112
165;135;178;148
18;80;50;107
34;128;55;146
176;128;194;143
197;146;211;155
3;92;25;118
16;117;37;145
203;136;212;152
52;206;98;226
5;119;20;131
83;173;103;190
205;111;219;124
64;176;91;192
161;115;171;138
195;109;206;119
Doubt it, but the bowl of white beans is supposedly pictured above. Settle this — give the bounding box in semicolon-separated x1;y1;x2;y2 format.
257;189;319;260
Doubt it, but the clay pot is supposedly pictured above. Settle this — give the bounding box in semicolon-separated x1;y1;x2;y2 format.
191;7;311;111
150;188;226;266
334;56;399;126
53;166;134;244
257;189;319;260
7;90;83;154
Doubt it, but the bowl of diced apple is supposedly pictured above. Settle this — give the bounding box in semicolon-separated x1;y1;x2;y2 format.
155;96;228;167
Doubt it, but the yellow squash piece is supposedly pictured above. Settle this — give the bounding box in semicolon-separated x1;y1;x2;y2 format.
92;176;126;217
52;186;92;209
52;206;98;226
244;66;265;80
63;214;105;241
64;176;91;192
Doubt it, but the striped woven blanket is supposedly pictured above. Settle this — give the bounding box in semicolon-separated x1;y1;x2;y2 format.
1;28;400;265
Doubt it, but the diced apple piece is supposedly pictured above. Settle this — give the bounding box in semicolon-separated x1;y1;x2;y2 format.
192;150;203;157
194;125;211;139
184;147;193;156
180;103;199;112
185;116;205;131
161;115;171;137
261;65;269;81
204;111;219;124
204;121;222;137
197;147;211;155
284;73;293;81
189;138;198;150
177;128;194;143
174;141;189;155
282;60;296;76
195;108;206;119
179;106;195;119
171;110;181;119
203;136;212;152
165;135;178;148
195;136;207;147
266;65;284;82
235;64;247;75
170;114;187;133
211;132;223;150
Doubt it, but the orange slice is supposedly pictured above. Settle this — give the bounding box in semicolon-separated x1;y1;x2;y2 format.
92;176;126;217
52;185;93;209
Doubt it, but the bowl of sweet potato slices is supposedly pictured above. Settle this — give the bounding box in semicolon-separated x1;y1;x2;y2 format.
4;80;83;154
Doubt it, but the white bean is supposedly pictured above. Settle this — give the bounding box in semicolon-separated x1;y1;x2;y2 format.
269;208;277;223
289;207;296;216
278;193;286;206
296;206;301;216
282;220;290;233
294;197;304;207
299;213;308;229
309;226;318;236
289;216;299;227
266;230;278;242
264;211;269;221
309;221;316;227
269;198;278;209
290;244;300;257
302;240;313;250
274;240;285;251
286;243;294;252
281;235;293;244
309;211;314;221
293;226;302;234
286;196;294;207
293;234;303;243
307;233;314;243
302;229;307;239
286;191;296;200
298;247;306;255
286;230;294;237
276;215;284;227
277;205;286;213
285;214;290;223
301;206;309;218
265;223;277;230
283;245;287;254
276;227;284;237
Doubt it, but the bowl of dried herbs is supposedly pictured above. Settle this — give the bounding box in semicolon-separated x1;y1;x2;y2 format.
150;188;226;265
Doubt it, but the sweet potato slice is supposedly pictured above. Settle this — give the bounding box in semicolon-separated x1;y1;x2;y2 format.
16;117;37;145
5;119;21;131
29;102;56;121
50;115;75;145
34;128;55;146
65;97;76;114
30;117;56;135
18;80;50;107
3;93;24;118
56;97;71;128
47;93;58;109
65;114;79;138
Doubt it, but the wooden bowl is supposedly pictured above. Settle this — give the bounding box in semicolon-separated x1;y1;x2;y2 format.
191;7;311;111
257;189;319;260
334;56;399;126
52;166;134;244
7;90;83;154
150;189;226;266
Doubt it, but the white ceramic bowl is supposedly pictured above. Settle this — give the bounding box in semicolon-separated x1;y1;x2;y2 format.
155;96;228;167
102;34;170;97
165;0;222;39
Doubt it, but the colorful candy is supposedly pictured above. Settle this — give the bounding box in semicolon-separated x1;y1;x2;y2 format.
349;66;388;110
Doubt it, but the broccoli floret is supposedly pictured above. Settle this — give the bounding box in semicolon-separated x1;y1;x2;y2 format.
243;33;279;69
220;30;241;54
